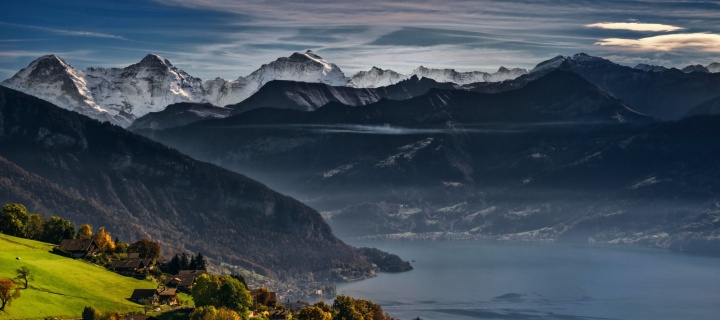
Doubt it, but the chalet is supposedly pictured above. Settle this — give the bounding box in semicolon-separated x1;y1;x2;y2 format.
157;287;178;305
130;289;158;305
165;269;207;292
112;258;153;275
57;239;97;258
269;309;290;320
130;288;177;305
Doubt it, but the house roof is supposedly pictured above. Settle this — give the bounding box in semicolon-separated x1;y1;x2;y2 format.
130;289;158;300
112;258;151;270
157;287;177;296
126;316;159;320
58;239;95;252
128;253;140;259
166;270;207;287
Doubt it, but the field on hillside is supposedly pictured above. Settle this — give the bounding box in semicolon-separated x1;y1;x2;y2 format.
0;234;157;319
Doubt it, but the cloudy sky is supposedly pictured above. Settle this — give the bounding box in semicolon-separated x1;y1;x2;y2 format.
1;0;719;80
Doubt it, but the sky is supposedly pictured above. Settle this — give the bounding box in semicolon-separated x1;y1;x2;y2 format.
1;0;719;81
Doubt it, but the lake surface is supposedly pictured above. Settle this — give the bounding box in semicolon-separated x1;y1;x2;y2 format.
335;240;720;320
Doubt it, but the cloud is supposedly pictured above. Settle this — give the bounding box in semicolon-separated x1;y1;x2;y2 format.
0;22;127;40
596;33;720;52
585;22;684;32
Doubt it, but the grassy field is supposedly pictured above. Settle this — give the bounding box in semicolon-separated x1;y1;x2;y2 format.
0;234;158;319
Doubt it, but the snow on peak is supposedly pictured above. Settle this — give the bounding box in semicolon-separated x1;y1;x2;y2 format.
351;66;408;88
634;64;668;73
530;55;567;73
204;50;351;106
681;64;709;73
411;65;527;85
138;53;173;67
707;62;720;73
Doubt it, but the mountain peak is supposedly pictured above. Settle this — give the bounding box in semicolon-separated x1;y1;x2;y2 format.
681;64;709;73
138;53;173;67
707;62;720;73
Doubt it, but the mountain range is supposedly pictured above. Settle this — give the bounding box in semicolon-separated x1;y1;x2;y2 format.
3;49;720;264
0;86;412;282
1;51;530;127
133;68;720;257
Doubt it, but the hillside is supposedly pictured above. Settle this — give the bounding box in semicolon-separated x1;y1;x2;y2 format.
0;234;156;319
0;86;390;282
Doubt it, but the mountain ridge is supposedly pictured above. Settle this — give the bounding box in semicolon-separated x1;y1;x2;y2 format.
0;85;400;281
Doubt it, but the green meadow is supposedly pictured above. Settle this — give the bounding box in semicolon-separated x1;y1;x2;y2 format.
0;234;157;319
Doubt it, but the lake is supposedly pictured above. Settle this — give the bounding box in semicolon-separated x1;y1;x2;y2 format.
334;240;720;320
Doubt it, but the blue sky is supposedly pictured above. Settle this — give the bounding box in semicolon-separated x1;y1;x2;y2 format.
1;0;719;80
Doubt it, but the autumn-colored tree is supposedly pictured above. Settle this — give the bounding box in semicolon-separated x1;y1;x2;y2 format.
333;295;391;320
298;305;333;320
255;287;271;306
128;239;161;260
0;278;21;311
15;266;33;289
93;227;115;252
190;306;242;320
77;224;93;240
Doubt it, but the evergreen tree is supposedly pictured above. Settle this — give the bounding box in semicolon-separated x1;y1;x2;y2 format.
180;253;190;270
81;306;101;320
189;255;197;270
168;255;181;275
196;252;208;270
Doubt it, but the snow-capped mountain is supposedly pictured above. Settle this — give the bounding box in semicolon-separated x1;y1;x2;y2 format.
351;67;408;88
0;54;132;126
681;64;709;73
2;51;352;127
634;64;668;73
2;53;205;127
411;66;527;85
84;54;205;118
203;50;351;106
707;62;720;73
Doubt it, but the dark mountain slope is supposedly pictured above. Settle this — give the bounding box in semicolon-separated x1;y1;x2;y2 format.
0;86;386;281
228;75;458;115
133;69;720;256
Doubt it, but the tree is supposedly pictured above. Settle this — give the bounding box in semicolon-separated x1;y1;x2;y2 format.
255;287;271;306
230;274;246;288
0;203;30;237
189;255;197;270
168;255;182;275
15;266;33;289
298;305;333;320
128;239;161;260
77;224;93;240
193;274;222;308
81;306;102;320
180;253;190;270
0;278;21;311
333;295;390;320
93;227;115;252
41;216;76;244
24;213;44;240
190;306;242;320
196;252;208;270
192;274;251;314
217;278;251;314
